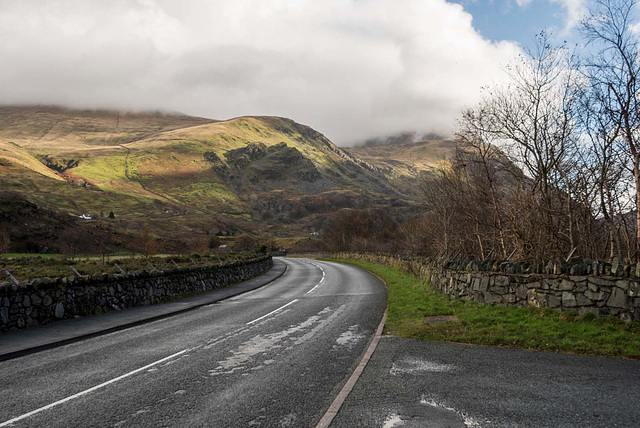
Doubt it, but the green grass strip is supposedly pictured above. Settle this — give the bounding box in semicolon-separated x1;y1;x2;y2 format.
324;258;640;359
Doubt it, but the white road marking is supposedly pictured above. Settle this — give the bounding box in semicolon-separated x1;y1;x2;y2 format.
305;277;325;295
305;262;326;295
2;288;302;426
246;299;299;325
0;348;191;427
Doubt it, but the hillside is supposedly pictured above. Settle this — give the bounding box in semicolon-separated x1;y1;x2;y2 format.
347;139;454;175
0;106;451;253
344;139;455;194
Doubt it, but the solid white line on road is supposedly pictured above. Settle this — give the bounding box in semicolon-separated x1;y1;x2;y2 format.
246;299;299;325
0;348;192;427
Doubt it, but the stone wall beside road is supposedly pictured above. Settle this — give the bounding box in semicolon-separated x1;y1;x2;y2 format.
428;268;638;321
0;256;273;331
335;253;639;321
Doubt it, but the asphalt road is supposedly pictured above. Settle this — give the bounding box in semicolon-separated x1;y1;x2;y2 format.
332;338;640;428
0;258;387;428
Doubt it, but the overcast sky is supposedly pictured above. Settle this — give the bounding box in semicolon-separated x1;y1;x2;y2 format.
0;0;586;145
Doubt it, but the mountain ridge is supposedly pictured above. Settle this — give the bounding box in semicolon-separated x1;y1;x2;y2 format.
0;105;449;252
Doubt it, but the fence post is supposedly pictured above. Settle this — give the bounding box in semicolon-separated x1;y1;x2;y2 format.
3;268;19;285
483;249;495;262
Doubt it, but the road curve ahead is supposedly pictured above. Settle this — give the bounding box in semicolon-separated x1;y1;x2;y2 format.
0;258;386;428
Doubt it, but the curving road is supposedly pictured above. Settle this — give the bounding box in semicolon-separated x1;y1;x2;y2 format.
0;258;387;427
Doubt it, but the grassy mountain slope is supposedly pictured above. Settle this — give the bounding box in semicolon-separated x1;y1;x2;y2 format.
347;139;454;174
345;139;455;193
0;106;450;251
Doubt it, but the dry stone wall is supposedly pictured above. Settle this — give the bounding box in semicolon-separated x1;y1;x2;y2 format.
429;268;639;321
0;256;272;331
336;253;640;321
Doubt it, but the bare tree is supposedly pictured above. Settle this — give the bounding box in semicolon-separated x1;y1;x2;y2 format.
136;227;158;258
234;234;259;252
497;33;578;250
413;3;640;263
323;209;398;253
193;236;210;255
457;107;514;257
582;0;640;259
451;32;581;259
60;227;86;260
397;215;432;256
89;227;112;264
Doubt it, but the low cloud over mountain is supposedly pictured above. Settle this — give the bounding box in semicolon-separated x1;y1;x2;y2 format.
0;0;519;144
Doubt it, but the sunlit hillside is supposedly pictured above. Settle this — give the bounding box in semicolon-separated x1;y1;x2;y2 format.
0;106;452;252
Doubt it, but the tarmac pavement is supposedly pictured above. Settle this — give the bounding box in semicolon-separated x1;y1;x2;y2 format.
331;337;640;427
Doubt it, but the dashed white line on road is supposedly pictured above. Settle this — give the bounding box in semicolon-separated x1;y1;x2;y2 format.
0;348;192;427
246;299;299;325
305;263;326;295
2;295;302;426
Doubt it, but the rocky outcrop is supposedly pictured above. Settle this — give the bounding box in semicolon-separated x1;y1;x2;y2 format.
213;142;321;184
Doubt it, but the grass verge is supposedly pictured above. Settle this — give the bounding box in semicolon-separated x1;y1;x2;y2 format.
324;258;640;359
1;252;262;282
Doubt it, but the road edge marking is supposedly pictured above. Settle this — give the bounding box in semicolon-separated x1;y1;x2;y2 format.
315;309;387;428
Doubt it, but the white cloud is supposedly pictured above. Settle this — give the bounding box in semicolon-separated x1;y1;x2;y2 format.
0;0;520;144
551;0;588;32
513;0;587;35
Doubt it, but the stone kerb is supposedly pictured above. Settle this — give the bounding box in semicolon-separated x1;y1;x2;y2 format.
0;256;273;331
